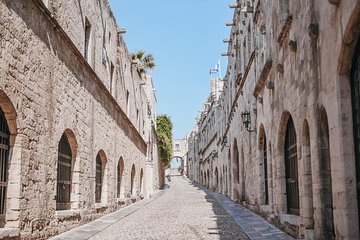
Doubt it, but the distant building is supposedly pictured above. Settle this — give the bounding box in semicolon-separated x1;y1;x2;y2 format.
187;1;360;239
0;0;160;238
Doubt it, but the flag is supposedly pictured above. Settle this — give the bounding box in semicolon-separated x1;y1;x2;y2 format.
209;59;220;75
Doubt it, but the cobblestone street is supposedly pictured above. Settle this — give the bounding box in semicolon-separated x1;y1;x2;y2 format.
89;176;248;240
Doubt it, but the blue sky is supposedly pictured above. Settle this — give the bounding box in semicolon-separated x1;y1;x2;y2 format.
108;0;234;139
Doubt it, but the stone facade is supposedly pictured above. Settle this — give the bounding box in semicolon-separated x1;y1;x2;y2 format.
188;0;360;239
0;0;160;239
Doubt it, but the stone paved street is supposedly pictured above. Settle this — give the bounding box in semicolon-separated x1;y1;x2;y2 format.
51;176;294;240
89;176;249;240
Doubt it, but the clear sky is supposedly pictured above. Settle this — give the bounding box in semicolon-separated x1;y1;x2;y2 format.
108;0;234;139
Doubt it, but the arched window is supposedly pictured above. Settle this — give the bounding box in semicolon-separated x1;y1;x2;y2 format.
0;108;9;226
130;164;136;195
56;134;72;210
284;116;299;215
117;158;124;198
95;153;103;203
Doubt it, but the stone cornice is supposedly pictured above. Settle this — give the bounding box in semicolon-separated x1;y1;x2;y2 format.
199;133;217;155
277;16;293;47
221;51;256;150
33;0;147;155
237;51;256;90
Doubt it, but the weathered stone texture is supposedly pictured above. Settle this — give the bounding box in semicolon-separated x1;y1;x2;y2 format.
188;0;360;239
0;0;160;239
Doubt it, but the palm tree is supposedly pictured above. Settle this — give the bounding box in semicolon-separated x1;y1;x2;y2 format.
130;50;156;79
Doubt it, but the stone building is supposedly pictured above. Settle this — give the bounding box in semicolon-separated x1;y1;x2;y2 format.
0;0;161;239
187;0;360;239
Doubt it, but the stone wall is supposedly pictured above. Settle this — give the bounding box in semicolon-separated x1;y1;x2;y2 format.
187;0;360;239
0;0;159;239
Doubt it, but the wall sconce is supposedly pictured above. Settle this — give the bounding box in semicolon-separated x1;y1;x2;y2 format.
241;111;256;132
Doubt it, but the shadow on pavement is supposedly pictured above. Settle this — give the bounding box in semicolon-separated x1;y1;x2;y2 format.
188;180;250;240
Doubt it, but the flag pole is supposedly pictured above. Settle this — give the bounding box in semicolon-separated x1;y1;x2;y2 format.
219;58;222;79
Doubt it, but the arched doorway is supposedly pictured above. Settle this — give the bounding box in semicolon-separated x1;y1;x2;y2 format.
117;158;124;198
215;167;219;191
140;168;144;193
131;164;136;195
351;38;360;232
95;151;107;204
284;116;299;215
232;139;240;201
319;108;334;239
259;125;269;205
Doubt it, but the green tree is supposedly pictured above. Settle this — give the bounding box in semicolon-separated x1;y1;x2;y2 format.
130;50;156;79
156;115;173;167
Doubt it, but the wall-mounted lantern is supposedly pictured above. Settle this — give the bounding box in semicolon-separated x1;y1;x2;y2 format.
241;111;256;132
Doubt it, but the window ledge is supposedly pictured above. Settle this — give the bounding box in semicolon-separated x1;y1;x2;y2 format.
116;198;126;203
280;213;301;226
0;227;20;239
55;209;81;218
259;204;272;212
94;203;107;209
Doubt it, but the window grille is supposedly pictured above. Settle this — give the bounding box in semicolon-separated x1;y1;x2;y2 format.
56;134;72;210
0;109;9;227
